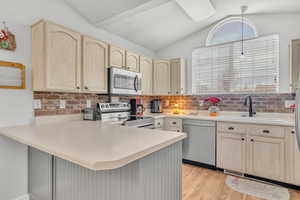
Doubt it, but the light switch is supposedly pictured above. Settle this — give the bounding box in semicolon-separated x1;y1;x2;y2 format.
60;100;66;109
86;100;91;108
33;99;41;109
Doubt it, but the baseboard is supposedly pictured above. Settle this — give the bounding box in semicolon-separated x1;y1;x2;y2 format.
182;159;217;170
13;194;30;200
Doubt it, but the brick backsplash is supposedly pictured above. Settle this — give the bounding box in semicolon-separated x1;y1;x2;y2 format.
140;93;296;113
34;92;295;116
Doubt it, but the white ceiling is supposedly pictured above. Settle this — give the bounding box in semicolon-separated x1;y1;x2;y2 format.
64;0;300;51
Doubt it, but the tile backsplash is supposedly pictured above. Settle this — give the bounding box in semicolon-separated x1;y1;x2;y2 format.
33;92;295;116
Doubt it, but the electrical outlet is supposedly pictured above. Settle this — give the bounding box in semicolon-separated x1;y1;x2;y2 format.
285;100;295;108
165;100;170;107
86;100;91;108
60;100;66;109
33;99;41;109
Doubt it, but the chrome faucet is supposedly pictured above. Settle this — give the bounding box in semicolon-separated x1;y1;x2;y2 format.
244;96;256;117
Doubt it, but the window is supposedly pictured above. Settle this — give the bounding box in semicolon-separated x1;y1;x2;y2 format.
206;17;258;46
192;35;279;94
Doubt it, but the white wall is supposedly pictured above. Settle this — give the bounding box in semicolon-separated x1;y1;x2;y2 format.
0;0;155;199
156;13;300;93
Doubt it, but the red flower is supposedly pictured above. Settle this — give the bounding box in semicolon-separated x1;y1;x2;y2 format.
204;97;221;104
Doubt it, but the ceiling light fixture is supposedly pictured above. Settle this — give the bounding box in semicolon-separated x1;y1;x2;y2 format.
240;5;248;59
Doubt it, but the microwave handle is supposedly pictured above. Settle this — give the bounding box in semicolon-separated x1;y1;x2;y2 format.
134;75;138;92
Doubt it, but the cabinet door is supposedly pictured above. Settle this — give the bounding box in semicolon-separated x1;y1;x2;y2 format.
217;133;246;173
247;136;285;181
153;60;170;95
109;45;125;68
290;39;300;91
288;130;300;185
126;51;140;72
170;59;180;95
140;56;153;95
45;23;81;91
82;36;108;93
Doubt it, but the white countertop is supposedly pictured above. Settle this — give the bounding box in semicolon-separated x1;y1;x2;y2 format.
0;120;186;171
146;111;295;127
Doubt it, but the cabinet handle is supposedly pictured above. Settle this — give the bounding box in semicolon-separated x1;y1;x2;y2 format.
172;122;177;125
228;127;234;130
250;139;254;142
262;130;270;134
291;130;295;134
84;86;89;90
76;86;80;89
241;138;245;141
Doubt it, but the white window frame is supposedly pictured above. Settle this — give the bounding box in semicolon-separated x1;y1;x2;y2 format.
206;16;258;46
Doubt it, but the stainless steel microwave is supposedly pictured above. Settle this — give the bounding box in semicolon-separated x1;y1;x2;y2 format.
108;67;142;95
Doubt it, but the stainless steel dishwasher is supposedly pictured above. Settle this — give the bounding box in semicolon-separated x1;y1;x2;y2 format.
183;119;216;167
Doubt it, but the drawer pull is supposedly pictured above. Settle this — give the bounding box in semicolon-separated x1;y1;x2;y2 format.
262;130;270;134
228;127;234;130
172;122;177;125
251;139;254;142
291;130;295;134
241;138;245;141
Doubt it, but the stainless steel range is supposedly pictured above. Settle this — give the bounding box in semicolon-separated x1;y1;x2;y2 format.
98;103;154;129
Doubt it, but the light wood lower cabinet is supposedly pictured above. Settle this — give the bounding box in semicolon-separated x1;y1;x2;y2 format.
32;20;82;92
217;122;287;182
140;56;153;95
247;136;285;181
82;36;108;93
217;133;246;173
153;60;171;95
286;128;300;185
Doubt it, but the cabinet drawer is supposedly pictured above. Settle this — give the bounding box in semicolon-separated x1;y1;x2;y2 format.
217;122;247;134
154;118;164;129
165;118;182;128
248;125;285;138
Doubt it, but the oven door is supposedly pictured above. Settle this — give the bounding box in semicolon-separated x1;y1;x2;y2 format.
109;67;142;95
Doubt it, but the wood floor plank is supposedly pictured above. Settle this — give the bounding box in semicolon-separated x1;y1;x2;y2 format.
182;164;300;200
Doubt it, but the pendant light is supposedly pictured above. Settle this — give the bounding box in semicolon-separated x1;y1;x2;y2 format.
240;5;248;59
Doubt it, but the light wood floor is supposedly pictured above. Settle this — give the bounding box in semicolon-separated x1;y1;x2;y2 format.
183;164;300;200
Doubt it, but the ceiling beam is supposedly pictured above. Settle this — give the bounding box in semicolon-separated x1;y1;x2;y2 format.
95;0;171;27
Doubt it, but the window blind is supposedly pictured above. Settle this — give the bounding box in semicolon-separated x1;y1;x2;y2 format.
192;35;279;94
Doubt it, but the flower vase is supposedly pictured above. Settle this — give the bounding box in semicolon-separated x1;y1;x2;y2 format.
208;106;219;117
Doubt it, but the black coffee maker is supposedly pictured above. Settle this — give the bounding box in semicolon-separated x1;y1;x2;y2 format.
150;99;163;113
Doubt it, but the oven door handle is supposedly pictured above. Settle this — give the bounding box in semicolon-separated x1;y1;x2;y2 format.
134;75;138;92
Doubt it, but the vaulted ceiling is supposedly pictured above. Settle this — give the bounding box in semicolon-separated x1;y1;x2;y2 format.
64;0;300;51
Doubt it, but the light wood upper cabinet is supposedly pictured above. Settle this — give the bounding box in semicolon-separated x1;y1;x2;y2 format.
153;60;171;95
140;56;153;95
32;21;81;92
126;51;140;72
82;36;108;93
247;136;285;181
217;133;246;173
170;58;186;95
109;45;126;68
290;39;300;91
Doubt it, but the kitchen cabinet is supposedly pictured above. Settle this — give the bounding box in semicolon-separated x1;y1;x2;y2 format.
153;60;171;95
247;136;285;181
290;39;300;91
286;128;300;185
32;20;81;92
82;36;108;93
140;56;153;95
154;118;164;130
126;51;140;72
109;45;126;68
170;58;186;95
217;122;287;182
217;133;246;173
164;118;182;132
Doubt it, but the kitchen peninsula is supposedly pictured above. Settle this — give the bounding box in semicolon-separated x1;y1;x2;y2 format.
0;119;186;200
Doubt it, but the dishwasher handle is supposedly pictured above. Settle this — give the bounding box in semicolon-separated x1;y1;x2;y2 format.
183;120;216;127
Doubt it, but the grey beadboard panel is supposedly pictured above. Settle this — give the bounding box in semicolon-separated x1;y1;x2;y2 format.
29;147;53;200
53;142;182;200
